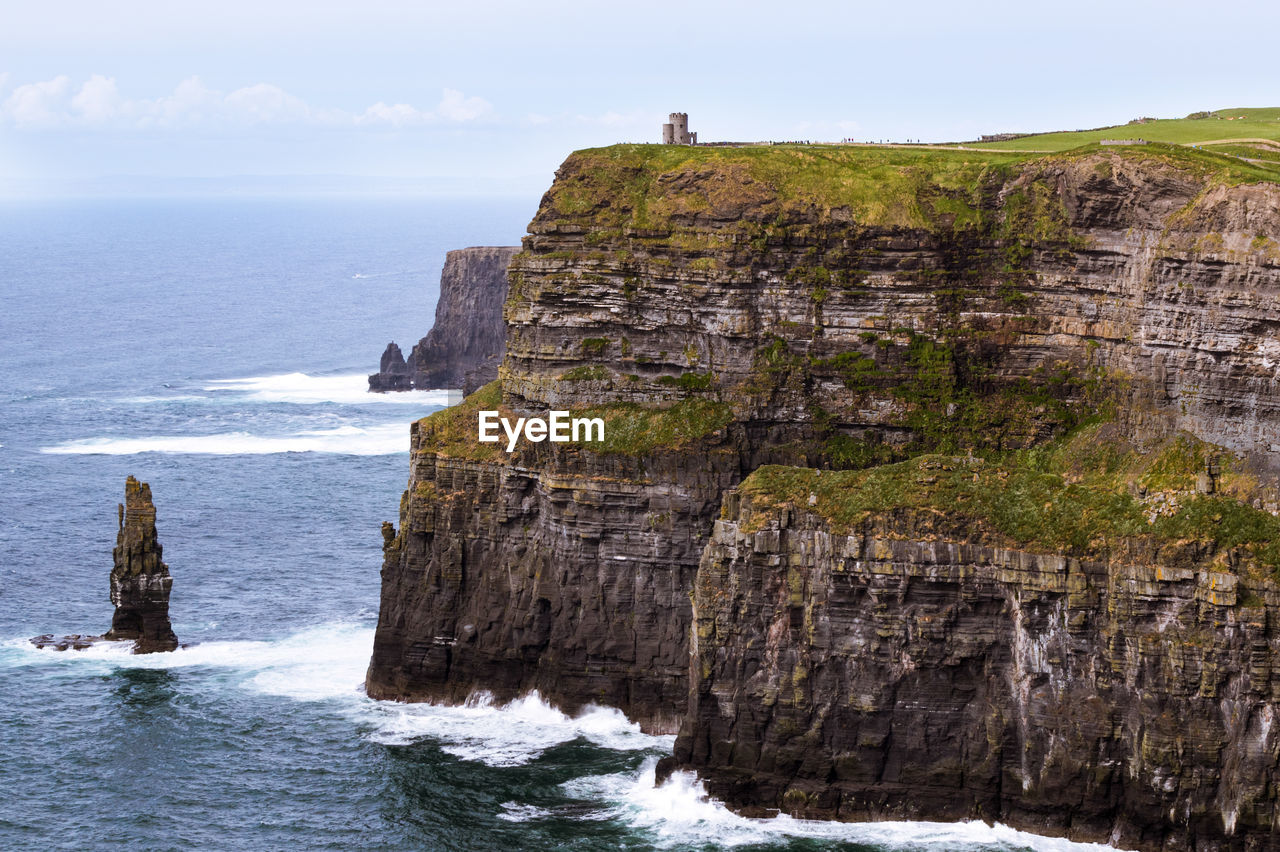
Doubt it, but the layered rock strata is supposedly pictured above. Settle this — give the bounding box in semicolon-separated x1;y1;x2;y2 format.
370;246;519;393
369;143;1280;845
32;476;178;654
671;481;1280;850
105;476;178;653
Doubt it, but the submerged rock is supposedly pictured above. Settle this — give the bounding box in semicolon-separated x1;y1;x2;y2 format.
31;476;179;654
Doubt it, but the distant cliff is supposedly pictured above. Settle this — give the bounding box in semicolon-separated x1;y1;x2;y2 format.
370;246;518;392
369;142;1280;849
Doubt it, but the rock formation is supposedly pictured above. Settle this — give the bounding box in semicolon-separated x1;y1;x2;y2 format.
369;246;519;393
33;476;178;654
104;476;178;653
369;341;412;391
368;143;1280;849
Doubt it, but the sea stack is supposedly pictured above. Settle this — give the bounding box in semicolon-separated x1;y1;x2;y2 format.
104;476;178;653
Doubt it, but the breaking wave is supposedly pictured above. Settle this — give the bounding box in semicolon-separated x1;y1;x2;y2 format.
566;759;1133;851
40;423;411;455
202;372;453;405
5;623;1130;850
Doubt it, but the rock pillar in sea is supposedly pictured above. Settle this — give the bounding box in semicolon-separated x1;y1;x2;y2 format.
104;476;178;653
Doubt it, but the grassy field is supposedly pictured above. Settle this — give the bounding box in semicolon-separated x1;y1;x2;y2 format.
971;107;1280;151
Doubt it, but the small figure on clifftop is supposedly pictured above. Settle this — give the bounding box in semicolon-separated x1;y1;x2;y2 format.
31;476;179;654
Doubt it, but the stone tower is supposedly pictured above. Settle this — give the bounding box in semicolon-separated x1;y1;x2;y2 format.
662;112;697;145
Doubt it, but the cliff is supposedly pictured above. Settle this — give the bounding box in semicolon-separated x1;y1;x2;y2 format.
673;434;1280;850
369;246;519;393
368;142;1280;847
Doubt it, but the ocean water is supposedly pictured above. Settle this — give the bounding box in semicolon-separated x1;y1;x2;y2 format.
0;197;1117;851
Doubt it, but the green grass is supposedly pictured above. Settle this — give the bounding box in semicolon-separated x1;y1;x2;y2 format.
569;397;733;455
416;380;733;459
740;424;1280;572
542;144;1034;231
1203;142;1280;165
539;137;1280;238
416;380;505;461
970;107;1280;151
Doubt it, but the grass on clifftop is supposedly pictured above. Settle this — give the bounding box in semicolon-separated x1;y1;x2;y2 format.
970;107;1280;151
547;144;1033;230
544;139;1280;234
741;424;1280;572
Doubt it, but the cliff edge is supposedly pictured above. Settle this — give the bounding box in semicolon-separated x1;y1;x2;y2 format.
370;246;518;393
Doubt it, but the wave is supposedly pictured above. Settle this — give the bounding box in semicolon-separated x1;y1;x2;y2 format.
40;423;411;455
5;624;1132;849
566;759;1133;851
203;372;454;405
5;623;374;687
5;625;666;769
361;690;669;767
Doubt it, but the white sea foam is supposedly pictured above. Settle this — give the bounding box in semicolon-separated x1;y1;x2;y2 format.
565;759;1133;851
7;624;373;701
362;690;670;767
119;394;210;404
40;423;410;455
204;372;453;406
4;626;666;768
5;625;1134;849
497;802;555;823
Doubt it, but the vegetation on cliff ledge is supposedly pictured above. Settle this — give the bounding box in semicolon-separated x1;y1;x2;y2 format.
742;424;1280;573
416;380;732;460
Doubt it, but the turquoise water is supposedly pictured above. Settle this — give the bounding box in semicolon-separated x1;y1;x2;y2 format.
0;197;1115;851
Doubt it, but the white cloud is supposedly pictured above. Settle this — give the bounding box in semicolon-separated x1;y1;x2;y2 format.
437;88;491;122
4;76;71;127
71;74;123;123
358;102;431;127
224;83;313;124
0;75;494;131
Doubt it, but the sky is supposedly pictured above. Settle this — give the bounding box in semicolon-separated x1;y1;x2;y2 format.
2;0;1279;196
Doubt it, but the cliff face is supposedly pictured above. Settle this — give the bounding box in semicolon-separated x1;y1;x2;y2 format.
673;457;1280;850
369;246;519;393
369;142;1280;846
104;476;178;653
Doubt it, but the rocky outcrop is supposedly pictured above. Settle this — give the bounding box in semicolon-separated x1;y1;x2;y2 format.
670;480;1280;850
369;143;1280;846
369;246;518;393
32;476;178;654
368;342;412;391
104;476;178;653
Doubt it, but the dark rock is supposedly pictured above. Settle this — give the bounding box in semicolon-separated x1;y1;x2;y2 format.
30;476;179;655
104;476;178;653
369;246;519;392
368;342;412;391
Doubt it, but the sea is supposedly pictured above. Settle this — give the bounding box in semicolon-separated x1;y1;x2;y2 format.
0;195;1119;851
